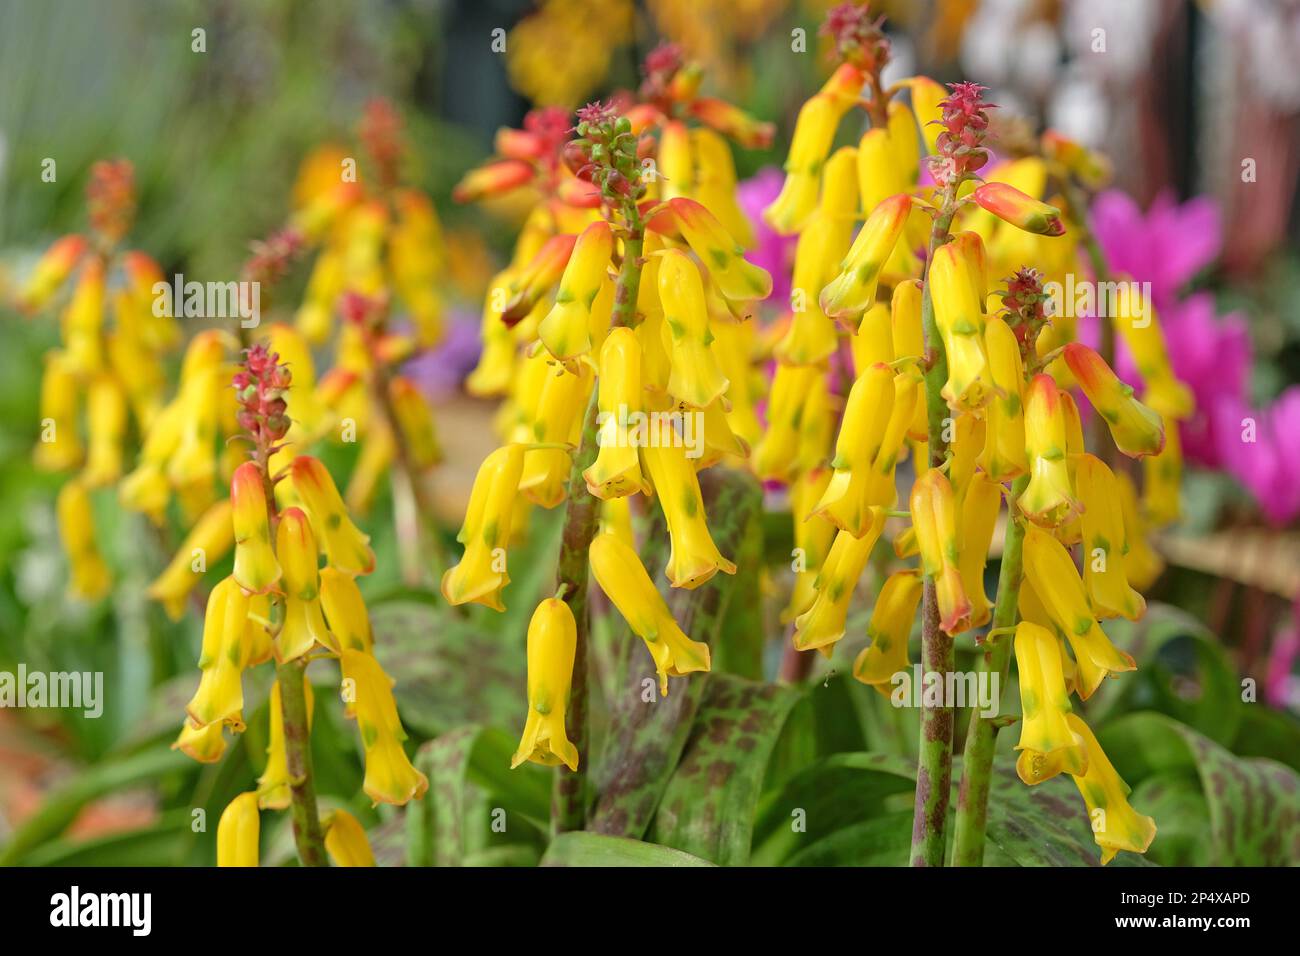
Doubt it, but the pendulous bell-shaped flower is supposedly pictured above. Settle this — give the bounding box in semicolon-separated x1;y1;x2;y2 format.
231;461;281;594
443;444;526;610
911;468;974;635
511;597;581;771
853;570;924;693
1013;621;1087;785
1019;374;1080;526
291;455;375;575
589;533;712;695
275;507;332;661
1063;343;1165;458
1075;454;1146;621
216;791;261;867
339;647;429;806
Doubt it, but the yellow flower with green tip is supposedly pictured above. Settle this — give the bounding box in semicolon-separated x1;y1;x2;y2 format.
1022;526;1136;699
1019;374;1080;527
1075;454;1146;621
56;479;111;601
539;220;614;366
185;575;252;731
658;248;730;409
443;444;526;611
793;508;887;654
820;193;913;330
853;570;923;693
320;566;373;652
910;468;974;635
231;460;281;594
323;809;375;867
641;439;736;589
980;315;1028;481
275;507;332;662
339;647;429;806
589;533;711;696
291;454;375;576
1064;713;1156;864
1013;621;1087;784
511;597;581;771
256;678;315;810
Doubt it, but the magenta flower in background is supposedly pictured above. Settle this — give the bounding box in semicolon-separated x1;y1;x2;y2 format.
1147;294;1251;468
1213;387;1300;527
737;167;796;308
1091;188;1221;310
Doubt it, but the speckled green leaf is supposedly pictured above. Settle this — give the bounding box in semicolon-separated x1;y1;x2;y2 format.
406;725;550;867
541;831;715;867
1099;711;1300;865
587;468;763;838
647;674;804;865
751;751;916;865
983;764;1151;866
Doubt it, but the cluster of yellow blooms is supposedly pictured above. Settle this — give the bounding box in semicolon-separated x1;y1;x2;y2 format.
446;51;776;769
191;345;426;868
749;4;1180;862
22;160;179;601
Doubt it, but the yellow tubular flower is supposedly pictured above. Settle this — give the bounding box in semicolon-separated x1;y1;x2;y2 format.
692;127;753;248
467;268;520;397
589;533;711;695
216;792;260;867
857;130;918;285
948;411;987;504
658;249;729;409
1065;713;1157;864
905;76;947;154
670;198;773;303
599;494;635;550
851;301;894;375
275;507;331;662
891;279;929;440
1013;622;1087;785
390;190;447;347
57;479;110;601
19;233;86;310
501;233;578;325
186;576;252;730
257;678;315;810
794;372;833;475
61;255;106;374
659;120;693;203
245;592;273;666
584;328;646;498
511;598;580;771
981;315;1028;480
1111;285;1193;421
777;223;845;366
147;499;233;620
793;508;888;653
167;364;221;509
266;322;328;440
957;471;1001;629
291;455;375;575
853;569;923;693
1143;420;1182;526
443;444;526;610
910;468;973;635
33;350;84;472
323;809;376;867
521;362;593;508
813;363;895;537
820;194;913;329
1022;526;1136;700
230;461;281;594
82;374;127;487
389;377;442;470
539;220;614;365
784;468;836;623
173;717;226;764
1063;343;1164;458
1019;374;1080;527
928;237;990;410
711;321;762;449
885;99;921;189
754;364;821;482
340;648;429;805
642;441;736;589
764;63;864;234
320;566;373;652
1076;454;1146;621
1116;472;1164;590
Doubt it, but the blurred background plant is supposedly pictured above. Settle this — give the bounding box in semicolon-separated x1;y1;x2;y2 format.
0;0;1296;867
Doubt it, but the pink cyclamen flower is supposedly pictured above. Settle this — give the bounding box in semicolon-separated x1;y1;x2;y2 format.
737;167;796;307
1213;386;1300;526
1091;188;1221;311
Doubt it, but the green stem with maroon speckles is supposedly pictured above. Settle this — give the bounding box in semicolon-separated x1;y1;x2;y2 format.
911;195;957;867
952;472;1030;866
551;220;644;833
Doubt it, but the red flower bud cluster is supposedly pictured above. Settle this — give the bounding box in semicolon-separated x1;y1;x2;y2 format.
360;97;405;190
86;159;136;245
929;81;994;187
1000;267;1050;360
822;2;891;73
234;343;292;445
